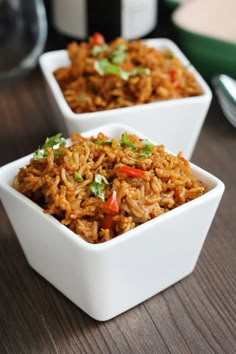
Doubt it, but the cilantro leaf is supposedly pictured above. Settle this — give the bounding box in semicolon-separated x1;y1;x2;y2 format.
42;133;66;149
33;133;66;160
120;132;137;151
91;44;108;56
109;44;127;64
138;142;153;160
76;93;88;102
119;70;130;81
94;139;113;145
89;173;109;200
94;59;120;76
94;59;150;81
33;148;46;160
94;173;109;185
89;182;105;200
130;67;151;76
53;151;64;157
165;49;175;59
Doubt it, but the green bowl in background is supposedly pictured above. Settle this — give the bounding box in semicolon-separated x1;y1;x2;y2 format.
164;0;180;11
172;19;236;82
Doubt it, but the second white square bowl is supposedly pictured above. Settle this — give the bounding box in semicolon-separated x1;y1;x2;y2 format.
39;38;212;159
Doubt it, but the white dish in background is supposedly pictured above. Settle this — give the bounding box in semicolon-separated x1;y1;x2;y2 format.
39;38;212;159
0;123;224;321
172;0;236;44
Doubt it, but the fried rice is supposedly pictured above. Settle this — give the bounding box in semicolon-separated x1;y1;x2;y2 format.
13;131;206;244
53;33;203;113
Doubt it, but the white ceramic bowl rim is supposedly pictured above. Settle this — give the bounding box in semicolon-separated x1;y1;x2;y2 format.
39;38;212;122
0;123;224;252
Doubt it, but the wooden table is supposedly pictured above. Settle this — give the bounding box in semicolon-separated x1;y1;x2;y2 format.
1;23;236;354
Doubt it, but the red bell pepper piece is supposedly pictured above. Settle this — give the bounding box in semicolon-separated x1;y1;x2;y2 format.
102;190;119;213
169;70;180;89
91;32;105;46
101;214;115;229
119;165;145;178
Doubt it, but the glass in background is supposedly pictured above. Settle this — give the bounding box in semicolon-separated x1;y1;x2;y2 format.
0;0;47;83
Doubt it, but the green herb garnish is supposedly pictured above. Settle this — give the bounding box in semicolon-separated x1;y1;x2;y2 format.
53;151;64;157
33;133;66;160
138;142;153;160
74;172;84;182
89;173;109;200
130;67;150;76
184;62;192;69
76;93;88;102
94;139;113;145
119;69;130;81
94;58;150;81
94;58;120;76
109;44;127;64
165;49;175;59
120;132;137;151
91;44;108;57
33;148;47;160
42;133;66;148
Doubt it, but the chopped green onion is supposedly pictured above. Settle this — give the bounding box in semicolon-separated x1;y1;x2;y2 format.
120;132;137;151
89;173;109;200
74;172;84;182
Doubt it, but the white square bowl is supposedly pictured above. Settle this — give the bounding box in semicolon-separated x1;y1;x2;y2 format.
39;38;212;159
0;123;224;321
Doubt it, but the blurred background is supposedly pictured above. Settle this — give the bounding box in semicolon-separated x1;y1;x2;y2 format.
0;0;173;82
1;0;235;83
43;0;168;47
1;0;235;131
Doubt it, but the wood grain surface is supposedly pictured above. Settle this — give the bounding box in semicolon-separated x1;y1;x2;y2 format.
1;16;236;354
